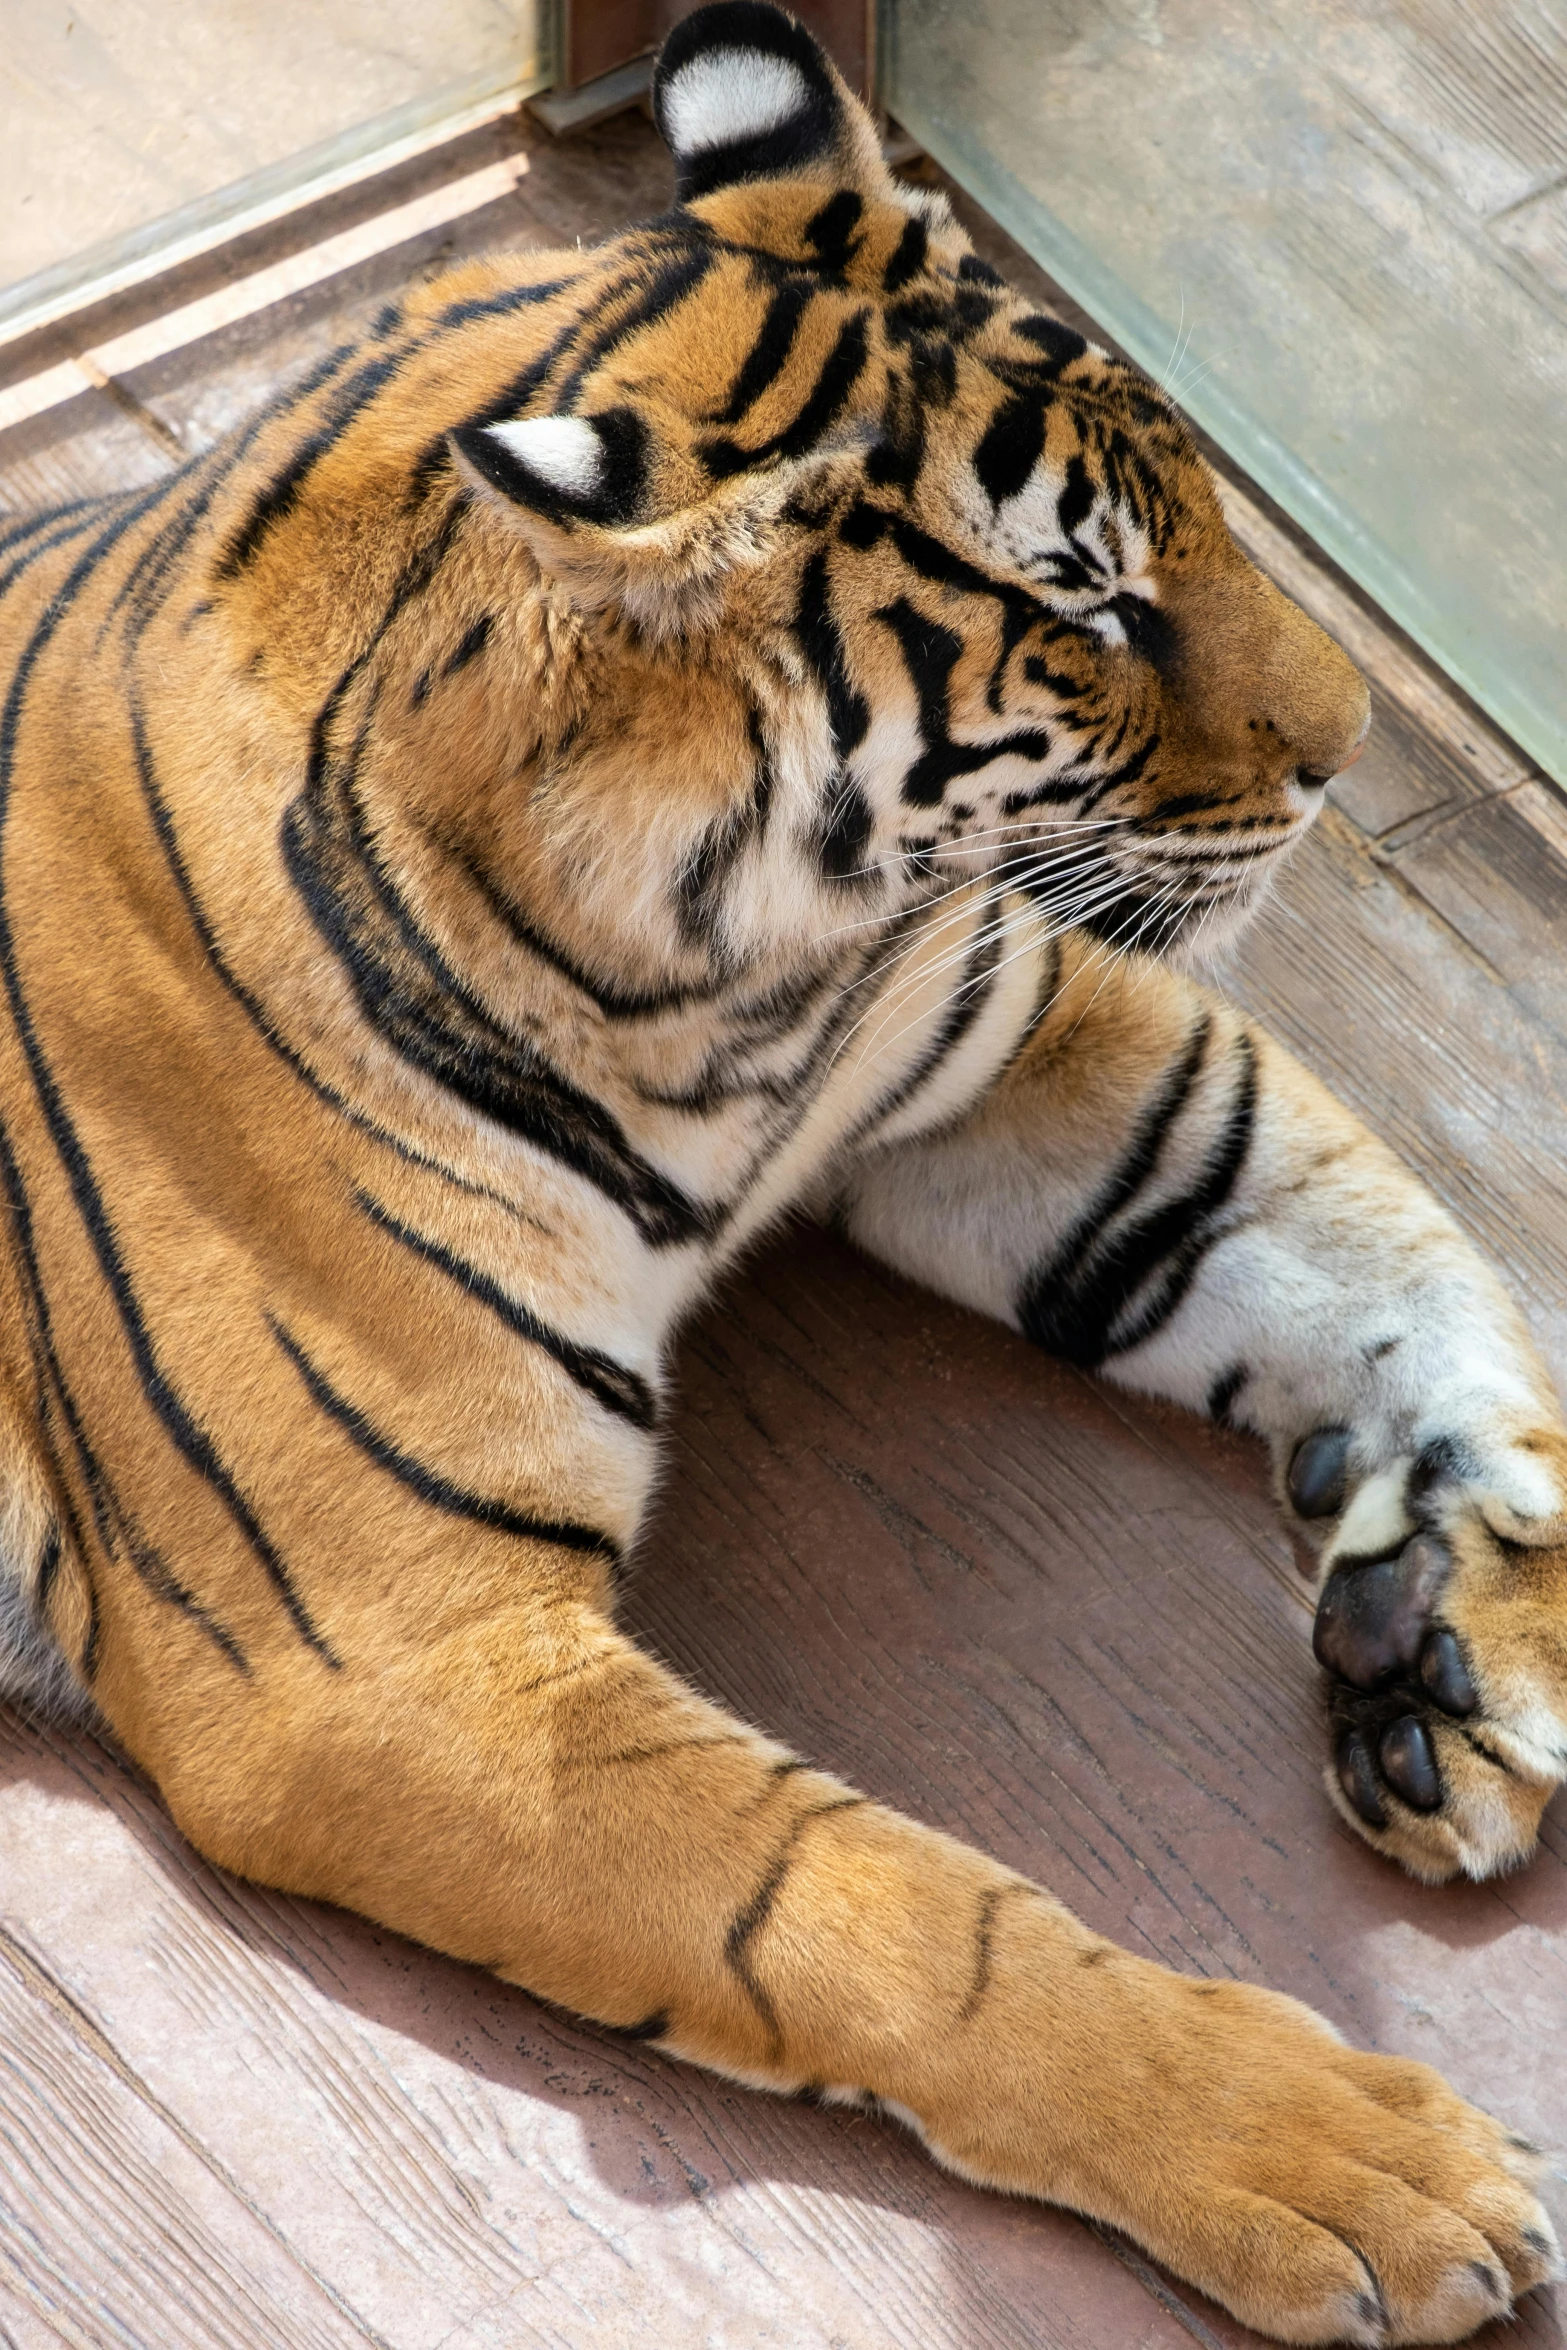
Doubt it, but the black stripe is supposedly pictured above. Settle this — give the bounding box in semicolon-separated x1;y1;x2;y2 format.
886;280;996;353
674;731;774;948
1206;1364;1249;1426
444;612;493;674
270;1317;619;1562
875;594;1055;808
1021;652;1085;701
818;776;873;882
985;595;1046;718
127;679;528;1217
627;962;841;1115
1007;313;1088;379
430;274;573;334
1;497;141;608
452;841;720;1020
0;500;338;1665
804;189;863;271
35;1524;61;1611
1020;1030;1257;1369
887;514;1042;630
218;348;416;576
0;495;111;558
795;546;869;757
109;344;357;640
0;1118;107;1595
724;1797;865;2052
555;247;716;413
356;1190;657;1429
617;2009;671;2041
957;1883;1010;2024
849;902;1001;1143
989;928;1063;1078
699;308;869;478
710;280;815;424
0;1113;249;1674
881;216;928;295
973;392;1047;508
12;1375;98;1682
746;700;775;836
282;691;711;1246
1074;731;1162;817
1019;1013;1209;1340
112;1501;252;1673
1456;1726;1523;1780
1058;452;1095;540
1072;875;1196;964
865;365;927;494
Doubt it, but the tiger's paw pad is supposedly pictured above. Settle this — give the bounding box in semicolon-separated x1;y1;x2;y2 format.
1310;1508;1567;1881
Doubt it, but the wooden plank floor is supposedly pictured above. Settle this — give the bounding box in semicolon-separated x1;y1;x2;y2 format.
1;107;1566;2350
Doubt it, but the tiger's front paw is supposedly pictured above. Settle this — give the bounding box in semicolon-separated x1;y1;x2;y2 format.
1295;1431;1567;1881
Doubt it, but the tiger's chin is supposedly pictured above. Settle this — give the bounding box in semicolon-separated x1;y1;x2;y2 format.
1169;877;1281;972
1077;866;1284;973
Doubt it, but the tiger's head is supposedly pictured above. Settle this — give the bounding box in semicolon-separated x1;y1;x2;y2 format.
229;1;1369;998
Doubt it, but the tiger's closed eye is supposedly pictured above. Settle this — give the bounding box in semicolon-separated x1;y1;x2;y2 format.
1103;593;1175;667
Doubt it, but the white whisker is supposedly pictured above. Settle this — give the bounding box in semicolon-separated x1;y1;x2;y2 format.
1056;873;1194;1045
824;855;1158;1081
810;821;1124;948
857;859;1196;1085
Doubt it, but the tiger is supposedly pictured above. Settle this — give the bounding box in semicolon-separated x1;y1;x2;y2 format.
1;3;1564;2337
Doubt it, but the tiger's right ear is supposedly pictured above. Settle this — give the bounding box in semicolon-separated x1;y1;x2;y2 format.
652;1;887;204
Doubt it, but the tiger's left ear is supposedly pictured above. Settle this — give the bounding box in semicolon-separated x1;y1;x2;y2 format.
449;402;824;632
451;408;653;531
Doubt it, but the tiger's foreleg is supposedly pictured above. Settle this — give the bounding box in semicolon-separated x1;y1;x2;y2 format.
146;1571;1556;2346
835;931;1567;1884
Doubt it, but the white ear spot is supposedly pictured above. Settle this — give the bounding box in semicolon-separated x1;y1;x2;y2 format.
484;415;604;498
662;49;810;156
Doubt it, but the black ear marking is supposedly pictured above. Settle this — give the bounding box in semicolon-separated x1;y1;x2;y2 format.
654;1;844;201
450;407;651;529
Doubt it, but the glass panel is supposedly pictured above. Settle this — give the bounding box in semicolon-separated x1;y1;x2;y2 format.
883;0;1567;787
0;0;546;340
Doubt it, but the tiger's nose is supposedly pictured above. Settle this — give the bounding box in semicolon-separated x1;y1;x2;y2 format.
1298;705;1371;789
1339;707;1372;768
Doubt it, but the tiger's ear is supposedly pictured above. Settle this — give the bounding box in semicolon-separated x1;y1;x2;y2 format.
652;1;887;204
451;409;653;531
449;403;820;634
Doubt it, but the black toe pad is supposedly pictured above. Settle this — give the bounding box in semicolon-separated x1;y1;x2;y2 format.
1418;1627;1478;1718
1378;1715;1443;1811
1289;1426;1352;1519
1336;1730;1389;1827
